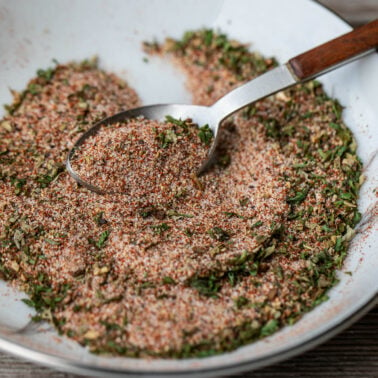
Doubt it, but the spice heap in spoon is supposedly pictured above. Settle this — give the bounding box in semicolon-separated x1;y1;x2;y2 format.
70;116;213;197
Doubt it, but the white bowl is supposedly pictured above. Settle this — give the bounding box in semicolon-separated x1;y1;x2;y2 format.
0;0;377;376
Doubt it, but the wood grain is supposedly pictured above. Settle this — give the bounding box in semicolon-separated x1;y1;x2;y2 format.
0;1;377;377
288;20;378;80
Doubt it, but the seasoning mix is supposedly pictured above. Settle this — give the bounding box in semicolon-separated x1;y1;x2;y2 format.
0;30;362;358
71;117;212;196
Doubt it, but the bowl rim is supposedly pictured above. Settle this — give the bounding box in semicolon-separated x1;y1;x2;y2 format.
0;1;377;376
0;297;376;377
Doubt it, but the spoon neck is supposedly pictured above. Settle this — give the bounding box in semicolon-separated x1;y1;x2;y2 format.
210;65;298;124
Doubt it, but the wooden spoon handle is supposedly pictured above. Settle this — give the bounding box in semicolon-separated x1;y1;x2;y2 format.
288;19;378;80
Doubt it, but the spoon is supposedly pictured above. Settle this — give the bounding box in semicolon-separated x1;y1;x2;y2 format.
67;20;378;194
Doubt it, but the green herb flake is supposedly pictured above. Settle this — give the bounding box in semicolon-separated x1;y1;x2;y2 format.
165;115;189;131
96;230;110;249
260;319;278;337
234;296;249;309
340;192;353;200
224;211;244;219
10;177;26;195
36;164;64;188
21;298;36;308
202;29;213;47
249;262;259;276
287;188;309;204
157;128;177;148
166;210;194;219
28;83;42;95
353;211;362;225
139;207;153;218
100;320;122;331
198;124;213;145
184;228;193;237
44;238;61;246
332;100;343;120
208;226;230;241
251;220;263;229
239;197;249;207
230;250;249;266
227;271;236;286
150;223;170;235
218;153;231;168
162;276;176;285
189;275;221;298
37;67;54;81
334;237;343;252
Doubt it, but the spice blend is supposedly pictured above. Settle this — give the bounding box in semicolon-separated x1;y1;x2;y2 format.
71;116;212;196
0;30;362;358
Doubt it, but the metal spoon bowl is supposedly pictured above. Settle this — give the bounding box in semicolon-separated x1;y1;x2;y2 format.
67;20;378;194
66;103;216;194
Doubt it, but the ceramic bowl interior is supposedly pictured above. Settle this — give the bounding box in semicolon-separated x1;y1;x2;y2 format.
0;0;377;376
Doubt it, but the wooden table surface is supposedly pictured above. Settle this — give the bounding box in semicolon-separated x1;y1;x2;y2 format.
1;1;377;377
